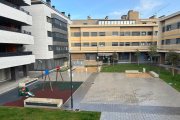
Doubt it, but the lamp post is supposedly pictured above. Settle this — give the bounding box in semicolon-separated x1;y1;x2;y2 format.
69;51;73;110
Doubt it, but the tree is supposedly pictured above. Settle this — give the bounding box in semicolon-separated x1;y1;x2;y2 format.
112;52;118;66
135;49;141;66
166;51;180;76
148;45;158;64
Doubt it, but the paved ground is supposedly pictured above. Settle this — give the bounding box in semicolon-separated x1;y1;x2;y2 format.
65;73;180;120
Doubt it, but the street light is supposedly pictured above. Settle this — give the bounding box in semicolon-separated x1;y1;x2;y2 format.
69;50;73;110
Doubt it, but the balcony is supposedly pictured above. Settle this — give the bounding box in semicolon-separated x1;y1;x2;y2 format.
0;2;32;25
0;29;34;45
0;51;32;57
0;54;35;69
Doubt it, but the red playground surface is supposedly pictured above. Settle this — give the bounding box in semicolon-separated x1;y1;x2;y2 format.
3;82;82;107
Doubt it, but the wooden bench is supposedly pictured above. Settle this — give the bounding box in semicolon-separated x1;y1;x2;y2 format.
125;70;140;74
24;98;63;109
149;71;159;78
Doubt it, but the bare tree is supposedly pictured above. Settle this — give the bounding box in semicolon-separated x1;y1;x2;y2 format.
166;51;180;76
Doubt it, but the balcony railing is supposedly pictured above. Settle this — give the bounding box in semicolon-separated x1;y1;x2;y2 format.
0;25;31;35
1;0;30;15
0;51;32;57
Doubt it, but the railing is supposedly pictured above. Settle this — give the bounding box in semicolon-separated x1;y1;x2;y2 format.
0;0;30;15
0;25;31;35
0;51;32;57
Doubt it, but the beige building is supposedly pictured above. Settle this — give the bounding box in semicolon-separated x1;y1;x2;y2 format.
158;11;180;64
70;10;158;65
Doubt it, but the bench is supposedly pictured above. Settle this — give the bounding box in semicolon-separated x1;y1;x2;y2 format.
149;71;159;78
125;70;140;74
19;78;38;87
24;98;63;109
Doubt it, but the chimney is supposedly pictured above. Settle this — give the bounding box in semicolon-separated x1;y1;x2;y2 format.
61;12;65;15
52;5;55;8
68;14;71;19
105;16;109;20
127;10;139;20
46;0;51;6
87;16;91;20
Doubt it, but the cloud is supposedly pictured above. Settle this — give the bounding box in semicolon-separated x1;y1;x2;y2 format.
109;0;163;18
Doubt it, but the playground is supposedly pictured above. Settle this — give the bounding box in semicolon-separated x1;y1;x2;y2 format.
0;81;82;107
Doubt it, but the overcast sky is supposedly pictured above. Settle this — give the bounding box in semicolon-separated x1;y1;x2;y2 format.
50;0;180;19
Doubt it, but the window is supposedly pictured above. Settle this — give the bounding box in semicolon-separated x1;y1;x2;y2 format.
166;25;171;31
112;31;118;36
120;32;124;36
48;45;53;51
132;32;140;36
147;31;153;36
161;40;164;45
47;16;52;23
140;42;146;46
112;42;118;46
147;42;152;46
99;42;105;47
83;42;89;47
125;42;130;46
132;42;139;46
162;27;165;32
74;43;81;47
91;42;97;47
124;32;131;36
176;38;180;44
47;31;52;37
154;31;158;36
83;32;89;37
119;42;124;46
178;22;180;29
165;39;170;45
141;31;146;36
91;32;97;36
99;32;106;36
74;32;81;37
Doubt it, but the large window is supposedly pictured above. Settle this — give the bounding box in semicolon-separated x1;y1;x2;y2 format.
74;32;81;37
119;42;124;46
132;32;140;36
176;38;180;44
91;42;97;46
99;32;106;36
47;16;52;23
166;25;171;31
74;43;81;47
161;40;164;45
99;42;105;46
83;42;89;47
147;31;153;36
47;31;52;37
124;32;131;36
91;32;97;36
125;42;130;46
120;32;124;36
112;42;118;46
132;42;139;46
165;39;170;45
83;32;89;37
112;31;118;36
141;31;146;36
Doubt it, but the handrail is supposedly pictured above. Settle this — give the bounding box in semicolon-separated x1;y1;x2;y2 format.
0;25;31;35
0;0;30;15
0;51;32;57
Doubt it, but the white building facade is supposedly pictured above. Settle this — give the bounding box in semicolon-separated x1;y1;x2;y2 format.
0;0;35;81
23;0;71;70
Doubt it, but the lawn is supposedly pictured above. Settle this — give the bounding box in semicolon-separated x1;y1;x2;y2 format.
0;107;100;120
101;64;180;91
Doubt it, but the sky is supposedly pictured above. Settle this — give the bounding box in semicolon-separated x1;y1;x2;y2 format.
50;0;180;19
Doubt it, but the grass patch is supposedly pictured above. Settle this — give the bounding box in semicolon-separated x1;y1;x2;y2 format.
101;64;180;91
0;107;101;120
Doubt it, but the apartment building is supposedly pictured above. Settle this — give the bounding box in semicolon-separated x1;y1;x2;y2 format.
158;11;180;64
70;10;158;65
0;0;35;81
23;0;71;70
